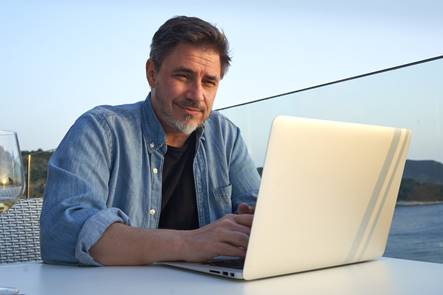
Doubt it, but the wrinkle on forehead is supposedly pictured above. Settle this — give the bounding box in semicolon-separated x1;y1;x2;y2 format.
166;44;221;79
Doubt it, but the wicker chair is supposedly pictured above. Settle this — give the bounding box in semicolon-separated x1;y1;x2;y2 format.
0;198;43;264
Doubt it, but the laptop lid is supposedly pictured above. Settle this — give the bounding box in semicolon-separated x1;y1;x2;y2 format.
242;116;411;280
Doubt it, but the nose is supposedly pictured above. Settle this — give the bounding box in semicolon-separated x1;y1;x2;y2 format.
186;80;205;102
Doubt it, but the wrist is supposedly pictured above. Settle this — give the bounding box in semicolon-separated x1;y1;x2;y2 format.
153;229;194;262
175;230;193;262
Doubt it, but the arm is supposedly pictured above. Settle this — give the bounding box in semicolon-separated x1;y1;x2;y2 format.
90;214;253;265
41;111;125;265
41;110;255;265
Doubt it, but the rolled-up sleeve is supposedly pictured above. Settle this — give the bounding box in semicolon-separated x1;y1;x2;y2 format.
40;111;129;265
75;207;129;265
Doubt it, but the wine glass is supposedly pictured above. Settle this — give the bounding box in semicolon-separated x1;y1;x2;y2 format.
0;131;25;214
0;131;25;295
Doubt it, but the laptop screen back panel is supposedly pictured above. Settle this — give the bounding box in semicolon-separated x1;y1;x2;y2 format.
243;116;411;280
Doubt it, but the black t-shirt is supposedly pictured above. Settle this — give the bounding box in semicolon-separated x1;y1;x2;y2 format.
158;132;199;230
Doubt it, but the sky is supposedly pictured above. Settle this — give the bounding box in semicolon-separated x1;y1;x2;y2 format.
221;59;443;165
1;0;443;152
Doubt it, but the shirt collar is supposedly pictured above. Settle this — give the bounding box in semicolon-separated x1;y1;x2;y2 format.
141;93;166;152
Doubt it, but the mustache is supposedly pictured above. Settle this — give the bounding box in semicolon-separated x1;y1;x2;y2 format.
177;99;206;111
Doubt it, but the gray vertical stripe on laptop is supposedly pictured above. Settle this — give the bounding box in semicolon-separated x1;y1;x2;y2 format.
356;130;408;260
346;129;402;262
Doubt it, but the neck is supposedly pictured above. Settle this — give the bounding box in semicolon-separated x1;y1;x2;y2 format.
165;132;191;148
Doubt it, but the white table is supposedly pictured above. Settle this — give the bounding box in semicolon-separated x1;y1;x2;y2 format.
1;258;442;295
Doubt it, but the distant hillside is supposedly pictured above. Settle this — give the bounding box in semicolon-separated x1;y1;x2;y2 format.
398;178;443;203
403;160;443;185
21;149;53;198
399;160;443;203
21;150;443;203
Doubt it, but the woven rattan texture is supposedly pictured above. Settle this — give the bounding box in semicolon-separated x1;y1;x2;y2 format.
0;198;43;264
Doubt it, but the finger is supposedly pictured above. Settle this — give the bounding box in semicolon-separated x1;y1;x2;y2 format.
215;242;247;258
237;203;255;214
219;216;251;235
233;214;254;227
237;203;250;214
220;230;250;248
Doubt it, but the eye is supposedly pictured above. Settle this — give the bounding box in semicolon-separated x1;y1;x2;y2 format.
203;79;217;88
174;73;189;81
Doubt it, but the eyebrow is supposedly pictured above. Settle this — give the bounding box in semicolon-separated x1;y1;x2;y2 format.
173;67;219;82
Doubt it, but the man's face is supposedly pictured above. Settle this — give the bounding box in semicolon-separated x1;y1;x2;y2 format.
147;43;221;135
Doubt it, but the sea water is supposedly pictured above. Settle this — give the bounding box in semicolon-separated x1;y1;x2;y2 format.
384;203;443;263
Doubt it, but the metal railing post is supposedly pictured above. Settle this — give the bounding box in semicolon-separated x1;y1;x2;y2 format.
26;154;31;199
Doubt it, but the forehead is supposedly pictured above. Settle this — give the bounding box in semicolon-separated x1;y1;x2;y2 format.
161;43;222;78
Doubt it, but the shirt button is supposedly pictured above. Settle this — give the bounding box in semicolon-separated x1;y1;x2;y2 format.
149;143;155;148
148;208;156;216
152;168;158;174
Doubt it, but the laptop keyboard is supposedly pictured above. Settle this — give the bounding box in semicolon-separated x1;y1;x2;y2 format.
207;257;245;269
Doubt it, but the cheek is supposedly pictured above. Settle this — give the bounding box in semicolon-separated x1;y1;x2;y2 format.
205;96;216;111
158;76;181;94
167;78;188;93
157;82;179;104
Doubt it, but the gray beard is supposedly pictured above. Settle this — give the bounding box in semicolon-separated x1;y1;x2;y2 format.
170;116;199;135
162;111;200;135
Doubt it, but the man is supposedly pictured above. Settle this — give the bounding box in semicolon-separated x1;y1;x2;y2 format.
40;16;260;266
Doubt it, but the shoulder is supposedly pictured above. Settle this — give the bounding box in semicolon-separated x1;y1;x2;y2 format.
205;111;239;133
63;100;145;146
83;101;145;124
72;101;145;137
203;111;243;147
55;100;145;161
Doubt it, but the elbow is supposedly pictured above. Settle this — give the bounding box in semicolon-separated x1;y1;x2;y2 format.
40;215;79;265
40;230;77;265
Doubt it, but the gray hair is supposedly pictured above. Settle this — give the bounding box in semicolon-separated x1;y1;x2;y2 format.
149;16;231;78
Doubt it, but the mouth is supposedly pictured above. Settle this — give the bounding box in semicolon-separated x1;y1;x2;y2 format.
175;102;203;116
183;107;202;116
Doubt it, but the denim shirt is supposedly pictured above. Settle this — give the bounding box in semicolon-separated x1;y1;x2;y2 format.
40;95;260;265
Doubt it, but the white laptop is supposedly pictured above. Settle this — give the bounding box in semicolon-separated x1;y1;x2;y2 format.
161;115;411;280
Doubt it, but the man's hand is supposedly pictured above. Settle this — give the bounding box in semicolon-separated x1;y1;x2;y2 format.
180;213;253;262
90;205;256;266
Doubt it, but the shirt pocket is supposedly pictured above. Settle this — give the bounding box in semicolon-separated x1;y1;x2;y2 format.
210;184;233;215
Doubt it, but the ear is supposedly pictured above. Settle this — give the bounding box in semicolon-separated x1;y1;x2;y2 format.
146;59;157;88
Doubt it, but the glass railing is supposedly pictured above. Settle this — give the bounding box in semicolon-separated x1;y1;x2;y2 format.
218;55;443;264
